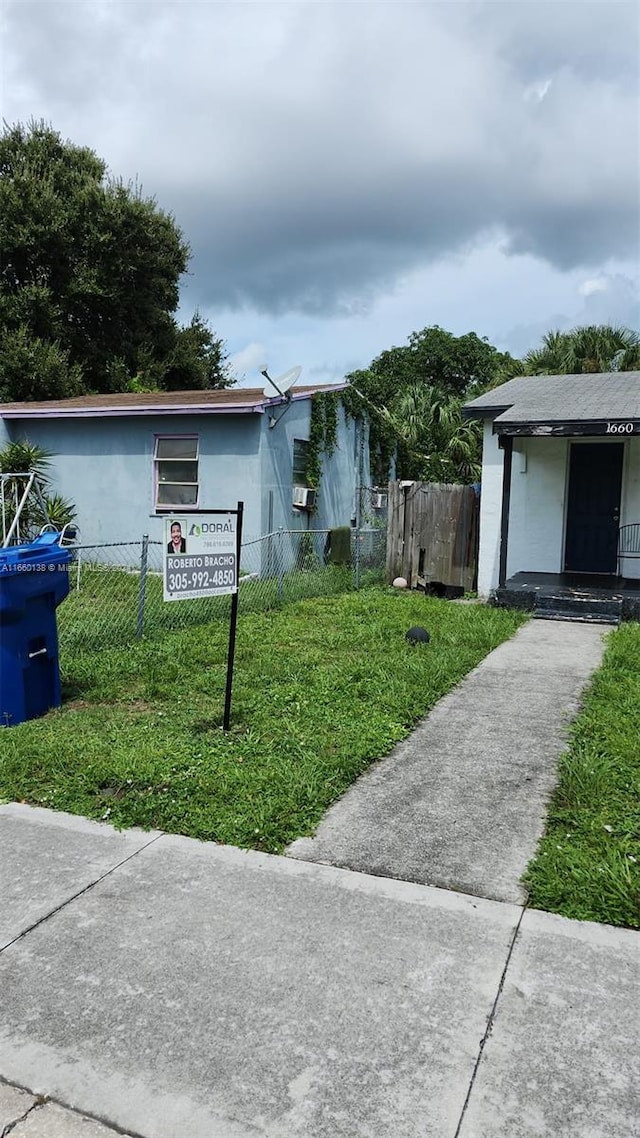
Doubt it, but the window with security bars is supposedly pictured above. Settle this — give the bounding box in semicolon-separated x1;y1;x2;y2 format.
293;438;310;484
154;436;199;508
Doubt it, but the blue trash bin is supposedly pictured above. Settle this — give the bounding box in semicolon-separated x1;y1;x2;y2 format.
0;533;72;727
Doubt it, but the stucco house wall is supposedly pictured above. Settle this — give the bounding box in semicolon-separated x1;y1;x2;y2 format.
477;425;640;594
6;413;263;546
1;389;365;551
257;398;365;536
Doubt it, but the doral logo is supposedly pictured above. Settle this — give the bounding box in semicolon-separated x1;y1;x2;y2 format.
189;520;235;535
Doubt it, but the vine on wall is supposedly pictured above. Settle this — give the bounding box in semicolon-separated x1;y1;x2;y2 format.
305;391;340;487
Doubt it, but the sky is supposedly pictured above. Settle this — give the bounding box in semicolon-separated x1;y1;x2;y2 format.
2;0;639;387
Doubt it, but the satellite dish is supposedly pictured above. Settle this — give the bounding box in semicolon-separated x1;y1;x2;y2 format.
261;365;302;399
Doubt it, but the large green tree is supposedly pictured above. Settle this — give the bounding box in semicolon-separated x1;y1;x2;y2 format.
344;325;521;482
523;325;640;375
0;121;231;401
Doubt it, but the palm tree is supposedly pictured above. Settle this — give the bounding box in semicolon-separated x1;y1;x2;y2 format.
389;384;482;483
524;325;640;375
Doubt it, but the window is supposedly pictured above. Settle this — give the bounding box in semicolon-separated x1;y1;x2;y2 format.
293;438;310;484
154;436;199;508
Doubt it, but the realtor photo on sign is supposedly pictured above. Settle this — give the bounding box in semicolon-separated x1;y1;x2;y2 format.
166;519;187;554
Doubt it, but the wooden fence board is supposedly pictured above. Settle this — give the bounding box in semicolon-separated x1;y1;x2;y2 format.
385;482;479;591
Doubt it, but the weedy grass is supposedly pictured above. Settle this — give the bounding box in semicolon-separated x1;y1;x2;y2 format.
59;562;377;654
1;589;524;851
524;622;640;929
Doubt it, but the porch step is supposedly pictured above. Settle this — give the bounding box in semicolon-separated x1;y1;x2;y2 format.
533;593;622;625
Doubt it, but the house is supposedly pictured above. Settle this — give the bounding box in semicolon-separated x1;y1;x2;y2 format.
463;371;640;621
0;383;369;553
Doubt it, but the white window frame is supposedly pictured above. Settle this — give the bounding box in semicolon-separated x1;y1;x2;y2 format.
153;434;200;511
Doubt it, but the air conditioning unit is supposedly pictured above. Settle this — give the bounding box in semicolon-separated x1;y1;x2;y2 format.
292;485;317;510
372;492;388;509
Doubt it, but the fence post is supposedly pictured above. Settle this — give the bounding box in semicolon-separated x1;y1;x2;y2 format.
277;528;285;600
137;534;149;639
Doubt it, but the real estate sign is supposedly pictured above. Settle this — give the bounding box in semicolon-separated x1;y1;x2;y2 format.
163;513;238;601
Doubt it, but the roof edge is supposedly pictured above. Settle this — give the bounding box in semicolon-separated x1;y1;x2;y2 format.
462;404;511;421
0;404;266;420
0;381;350;420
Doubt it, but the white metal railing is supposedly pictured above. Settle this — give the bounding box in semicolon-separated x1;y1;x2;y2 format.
1;472;51;547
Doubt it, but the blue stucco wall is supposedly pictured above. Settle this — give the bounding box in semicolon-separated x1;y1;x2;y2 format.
3;395;367;552
258;397;367;536
315;405;371;530
4;413;264;546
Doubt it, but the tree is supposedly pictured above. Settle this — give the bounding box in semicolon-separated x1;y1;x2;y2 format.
0;121;231;401
344;325;519;482
524;325;640;375
390;384;482;483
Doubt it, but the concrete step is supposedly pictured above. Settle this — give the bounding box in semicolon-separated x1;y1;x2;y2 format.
533;593;622;625
533;610;620;625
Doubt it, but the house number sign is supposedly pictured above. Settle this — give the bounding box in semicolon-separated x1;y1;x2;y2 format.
605;422;638;434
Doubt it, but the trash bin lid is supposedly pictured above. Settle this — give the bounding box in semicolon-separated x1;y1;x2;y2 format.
0;533;72;569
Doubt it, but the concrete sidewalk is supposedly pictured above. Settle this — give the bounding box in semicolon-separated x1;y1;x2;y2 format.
1;805;638;1138
287;620;607;902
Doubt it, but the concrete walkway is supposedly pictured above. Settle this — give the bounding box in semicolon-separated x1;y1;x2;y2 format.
2;619;638;1137
287;620;607;902
1;805;639;1138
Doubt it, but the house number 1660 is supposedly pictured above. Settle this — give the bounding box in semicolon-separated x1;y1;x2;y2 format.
606;422;636;434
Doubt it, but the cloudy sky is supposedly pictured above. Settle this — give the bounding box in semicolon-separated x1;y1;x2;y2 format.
2;0;639;385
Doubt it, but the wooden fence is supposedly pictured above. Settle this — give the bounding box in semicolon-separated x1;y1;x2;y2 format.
386;482;480;592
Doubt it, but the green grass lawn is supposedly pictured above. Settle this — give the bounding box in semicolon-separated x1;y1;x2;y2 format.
1;589;524;851
59;562;376;654
524;622;640;930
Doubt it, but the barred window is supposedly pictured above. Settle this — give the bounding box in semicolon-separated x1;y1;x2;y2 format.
154;436;199;508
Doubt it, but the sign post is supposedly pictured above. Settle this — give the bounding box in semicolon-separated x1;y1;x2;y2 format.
223;502;243;731
163;503;244;730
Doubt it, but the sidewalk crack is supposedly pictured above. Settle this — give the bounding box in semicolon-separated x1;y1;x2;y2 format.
452;903;528;1138
1;1095;48;1138
0;831;164;956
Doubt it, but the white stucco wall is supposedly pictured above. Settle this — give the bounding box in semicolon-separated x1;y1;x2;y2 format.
507;437;568;578
620;437;640;579
477;427;640;594
476;421;503;596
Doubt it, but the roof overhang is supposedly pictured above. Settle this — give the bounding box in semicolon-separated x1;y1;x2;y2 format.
0;403;266;420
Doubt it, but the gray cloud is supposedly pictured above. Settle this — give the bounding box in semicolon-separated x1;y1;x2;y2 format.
3;0;638;318
504;273;640;356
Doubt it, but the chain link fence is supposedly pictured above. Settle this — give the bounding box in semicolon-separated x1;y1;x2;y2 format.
57;523;387;657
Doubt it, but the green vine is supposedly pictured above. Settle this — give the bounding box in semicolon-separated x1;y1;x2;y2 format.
341;384;394;484
306;391;340;488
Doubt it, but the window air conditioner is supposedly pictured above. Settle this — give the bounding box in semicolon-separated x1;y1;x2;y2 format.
293;485;317;510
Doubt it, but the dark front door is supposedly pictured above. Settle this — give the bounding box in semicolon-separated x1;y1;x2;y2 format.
564;443;623;574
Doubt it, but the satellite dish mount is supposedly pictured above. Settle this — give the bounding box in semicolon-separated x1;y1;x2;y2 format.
261;366;302;428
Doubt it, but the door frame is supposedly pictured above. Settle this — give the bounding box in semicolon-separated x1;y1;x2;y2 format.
562;439;626;575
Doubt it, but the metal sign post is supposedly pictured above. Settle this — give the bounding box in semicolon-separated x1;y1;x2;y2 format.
223;502;243;731
163;503;243;730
